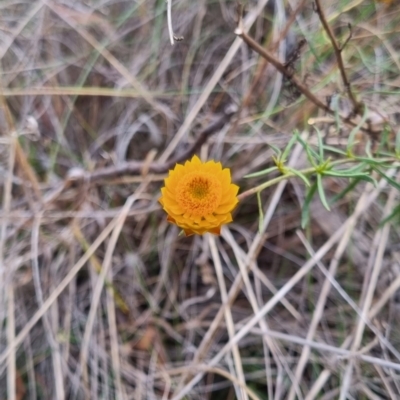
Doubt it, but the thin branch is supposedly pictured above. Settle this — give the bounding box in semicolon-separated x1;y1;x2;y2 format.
83;106;236;183
0;109;235;241
341;23;352;51
235;22;331;114
234;9;372;134
239;0;307;111
314;0;362;115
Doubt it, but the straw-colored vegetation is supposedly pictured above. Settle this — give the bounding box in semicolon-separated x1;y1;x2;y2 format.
0;0;399;399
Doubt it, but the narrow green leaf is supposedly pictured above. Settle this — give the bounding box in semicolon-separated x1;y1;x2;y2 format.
257;191;264;234
297;135;319;167
330;177;364;205
374;168;400;192
322;170;376;184
333;162;368;174
322;145;347;156
287;167;311;186
352;156;393;167
322;169;365;177
323;169;367;177
269;143;282;156
378;151;398;158
314;126;324;161
377;124;391;153
379;203;400;227
347;104;368;154
317;174;330;210
281;131;298;162
396;130;400;156
245;166;278;178
301;181;318;228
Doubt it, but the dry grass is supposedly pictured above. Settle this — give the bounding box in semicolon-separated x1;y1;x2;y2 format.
1;0;400;399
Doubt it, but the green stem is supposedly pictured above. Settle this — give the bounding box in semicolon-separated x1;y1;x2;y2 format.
238;157;399;201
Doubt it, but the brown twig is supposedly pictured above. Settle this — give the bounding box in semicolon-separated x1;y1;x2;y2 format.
314;0;363;115
234;9;372;133
235;20;331;114
3;109;236;241
76;106;237;183
240;0;307;110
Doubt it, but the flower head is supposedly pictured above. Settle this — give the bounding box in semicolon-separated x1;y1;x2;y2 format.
159;155;239;236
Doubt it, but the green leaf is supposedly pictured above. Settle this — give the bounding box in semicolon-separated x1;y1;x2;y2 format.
281;131;299;162
297;135;319;167
322;145;347;156
373;168;400;192
377;124;391;153
301;181;318;228
322;170;376;184
347;104;369;154
379;203;400;227
365;139;373;159
314;126;324;161
396;130;400;156
337;162;369;174
322;166;367;176
352;156;392;167
245;166;278;178
330;177;364;205
257;191;264;234
269;143;282;157
317;173;330;211
322;169;365;177
287;167;311;186
378;151;398;158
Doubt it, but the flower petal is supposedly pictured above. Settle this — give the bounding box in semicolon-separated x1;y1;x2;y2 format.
209;226;221;235
223;184;239;197
219;168;231;184
159;155;239;235
215;199;238;214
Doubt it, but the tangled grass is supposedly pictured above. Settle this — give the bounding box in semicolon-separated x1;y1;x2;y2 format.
0;0;400;399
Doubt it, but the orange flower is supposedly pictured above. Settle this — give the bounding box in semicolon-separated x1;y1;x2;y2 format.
159;155;239;236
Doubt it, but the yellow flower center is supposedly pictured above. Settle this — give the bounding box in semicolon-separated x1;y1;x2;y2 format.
176;172;222;216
